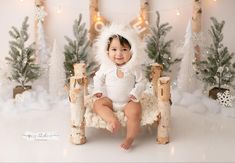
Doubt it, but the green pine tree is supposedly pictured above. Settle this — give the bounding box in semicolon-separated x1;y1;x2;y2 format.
195;17;235;89
145;11;180;73
64;14;96;84
5;16;41;87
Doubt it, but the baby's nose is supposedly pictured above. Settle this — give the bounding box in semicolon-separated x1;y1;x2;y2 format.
116;50;123;56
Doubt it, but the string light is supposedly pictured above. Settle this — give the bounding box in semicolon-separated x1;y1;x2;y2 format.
56;4;63;14
138;15;142;22
34;1;196;17
94;12;105;32
176;9;181;16
41;1;193;16
96;12;101;21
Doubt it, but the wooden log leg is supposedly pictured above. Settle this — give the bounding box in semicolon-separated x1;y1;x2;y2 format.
157;101;170;144
69;63;87;145
156;77;171;144
69;89;86;145
70;120;86;145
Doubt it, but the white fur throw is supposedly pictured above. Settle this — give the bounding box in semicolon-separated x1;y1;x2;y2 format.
84;93;159;132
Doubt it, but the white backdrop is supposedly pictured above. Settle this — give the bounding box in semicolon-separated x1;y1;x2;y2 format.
0;0;235;70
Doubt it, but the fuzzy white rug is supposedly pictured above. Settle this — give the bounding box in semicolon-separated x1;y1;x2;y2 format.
84;93;159;132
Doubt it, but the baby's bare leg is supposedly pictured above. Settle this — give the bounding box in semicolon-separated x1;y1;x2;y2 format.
93;97;120;133
121;101;141;150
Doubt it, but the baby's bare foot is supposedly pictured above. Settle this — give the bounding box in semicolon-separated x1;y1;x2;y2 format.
120;138;134;150
109;119;121;134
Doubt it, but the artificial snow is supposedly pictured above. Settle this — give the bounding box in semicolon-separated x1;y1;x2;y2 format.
172;88;235;118
0;79;235;119
0;82;69;117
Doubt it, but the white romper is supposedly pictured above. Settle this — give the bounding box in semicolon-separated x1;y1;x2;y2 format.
93;65;146;111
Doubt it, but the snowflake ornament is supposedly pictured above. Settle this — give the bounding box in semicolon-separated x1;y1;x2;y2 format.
217;90;235;107
35;6;47;22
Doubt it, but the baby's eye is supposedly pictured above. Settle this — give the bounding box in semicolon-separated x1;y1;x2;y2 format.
122;48;129;52
111;48;117;51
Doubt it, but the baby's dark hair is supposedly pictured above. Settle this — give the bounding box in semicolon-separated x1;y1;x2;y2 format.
107;34;131;51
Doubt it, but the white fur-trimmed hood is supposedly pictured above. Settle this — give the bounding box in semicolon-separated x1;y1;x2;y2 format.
93;24;148;71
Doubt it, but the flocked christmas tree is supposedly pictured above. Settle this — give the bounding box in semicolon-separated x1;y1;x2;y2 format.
177;20;199;93
5;16;41;88
64;14;96;84
145;11;180;73
195;17;235;92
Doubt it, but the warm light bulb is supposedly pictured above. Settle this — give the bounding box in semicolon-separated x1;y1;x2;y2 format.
138;15;142;21
19;0;24;2
56;4;63;14
176;9;180;16
96;12;101;21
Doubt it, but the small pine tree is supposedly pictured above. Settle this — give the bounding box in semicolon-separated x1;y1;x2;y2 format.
64;14;96;84
145;11;180;73
5;16;41;87
195;17;235;89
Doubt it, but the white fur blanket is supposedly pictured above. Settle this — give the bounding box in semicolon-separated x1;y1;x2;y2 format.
84;93;159;132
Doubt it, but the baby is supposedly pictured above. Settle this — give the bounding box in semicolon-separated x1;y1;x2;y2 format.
92;24;147;150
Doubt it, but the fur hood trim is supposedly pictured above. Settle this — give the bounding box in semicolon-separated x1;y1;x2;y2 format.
93;24;148;71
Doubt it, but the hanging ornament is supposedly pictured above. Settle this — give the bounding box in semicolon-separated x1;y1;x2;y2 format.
89;0;109;41
130;14;148;36
35;6;47;22
130;0;150;40
94;12;105;32
217;66;224;73
89;0;150;41
163;54;169;59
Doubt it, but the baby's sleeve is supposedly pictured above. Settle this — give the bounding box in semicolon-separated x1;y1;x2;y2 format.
92;68;106;96
129;67;147;101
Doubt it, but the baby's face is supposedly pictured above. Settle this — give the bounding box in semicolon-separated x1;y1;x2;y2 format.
108;38;132;66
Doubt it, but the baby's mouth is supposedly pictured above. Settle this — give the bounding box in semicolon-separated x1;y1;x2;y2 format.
115;57;124;60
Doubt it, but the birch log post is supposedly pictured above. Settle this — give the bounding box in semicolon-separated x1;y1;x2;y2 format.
35;0;43;6
34;0;43;62
35;0;45;40
157;77;171;144
34;0;48;64
69;63;87;145
151;63;163;96
192;0;202;62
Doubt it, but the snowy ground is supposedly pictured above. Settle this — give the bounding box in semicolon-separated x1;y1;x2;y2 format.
1;82;234;119
1;84;235;162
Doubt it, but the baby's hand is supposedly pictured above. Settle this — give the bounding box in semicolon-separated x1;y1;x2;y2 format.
129;95;138;102
94;93;103;98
